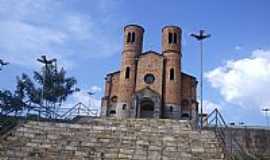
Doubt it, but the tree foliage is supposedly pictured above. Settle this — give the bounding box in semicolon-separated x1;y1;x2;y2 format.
0;62;79;117
0;90;25;115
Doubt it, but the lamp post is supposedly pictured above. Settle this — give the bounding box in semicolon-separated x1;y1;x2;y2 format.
87;91;95;107
191;30;211;129
37;55;56;118
262;108;270;127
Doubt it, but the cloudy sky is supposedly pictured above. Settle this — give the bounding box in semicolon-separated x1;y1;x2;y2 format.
0;0;270;126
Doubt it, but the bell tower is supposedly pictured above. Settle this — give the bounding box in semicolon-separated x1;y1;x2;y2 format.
117;24;144;118
162;25;182;119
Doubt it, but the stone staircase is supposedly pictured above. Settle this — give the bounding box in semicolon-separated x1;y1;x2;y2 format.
0;118;225;160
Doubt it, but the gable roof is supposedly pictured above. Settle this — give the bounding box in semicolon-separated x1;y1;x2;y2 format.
135;86;161;97
181;72;197;80
107;70;120;76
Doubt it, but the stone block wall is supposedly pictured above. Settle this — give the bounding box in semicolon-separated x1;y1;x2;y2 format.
0;118;225;160
222;127;270;159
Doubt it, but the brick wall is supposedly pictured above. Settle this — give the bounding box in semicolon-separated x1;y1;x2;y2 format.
135;53;163;95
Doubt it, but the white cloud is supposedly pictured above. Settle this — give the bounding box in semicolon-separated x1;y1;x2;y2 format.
71;91;101;108
0;0;121;69
206;49;270;110
90;85;102;93
0;20;70;67
198;100;222;114
204;100;222;113
235;45;242;51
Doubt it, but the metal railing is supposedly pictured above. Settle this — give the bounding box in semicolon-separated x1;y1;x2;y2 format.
1;102;98;119
55;102;98;119
0;102;99;135
203;108;257;160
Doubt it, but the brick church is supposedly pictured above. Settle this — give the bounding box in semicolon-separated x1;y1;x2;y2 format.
101;24;198;122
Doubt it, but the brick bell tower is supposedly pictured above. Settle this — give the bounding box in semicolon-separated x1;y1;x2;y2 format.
117;25;144;118
162;26;182;119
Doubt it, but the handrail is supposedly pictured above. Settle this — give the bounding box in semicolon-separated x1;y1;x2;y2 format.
1;99;99;120
204;108;257;160
56;102;98;119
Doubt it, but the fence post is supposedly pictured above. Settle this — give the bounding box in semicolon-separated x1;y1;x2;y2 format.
230;128;233;157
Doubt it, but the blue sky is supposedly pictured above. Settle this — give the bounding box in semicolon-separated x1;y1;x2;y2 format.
0;0;270;126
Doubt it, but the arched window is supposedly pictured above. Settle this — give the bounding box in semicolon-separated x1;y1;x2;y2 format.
169;106;173;112
125;67;130;79
111;96;118;103
122;104;127;110
170;68;174;80
109;110;116;115
181;113;190;119
173;33;177;44
127;32;131;43
181;99;190;115
131;32;136;43
168;32;173;44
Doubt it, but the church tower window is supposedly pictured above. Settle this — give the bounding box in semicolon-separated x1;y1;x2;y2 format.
131;32;136;43
170;68;174;80
168;32;173;44
127;32;131;43
173;33;177;43
125;67;130;79
127;32;136;43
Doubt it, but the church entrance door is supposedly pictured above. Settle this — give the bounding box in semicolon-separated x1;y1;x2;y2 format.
140;98;155;118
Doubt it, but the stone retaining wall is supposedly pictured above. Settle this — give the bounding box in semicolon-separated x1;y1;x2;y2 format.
0;118;224;160
223;127;270;159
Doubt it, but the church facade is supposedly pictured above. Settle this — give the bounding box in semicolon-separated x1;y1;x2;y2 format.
101;24;198;122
